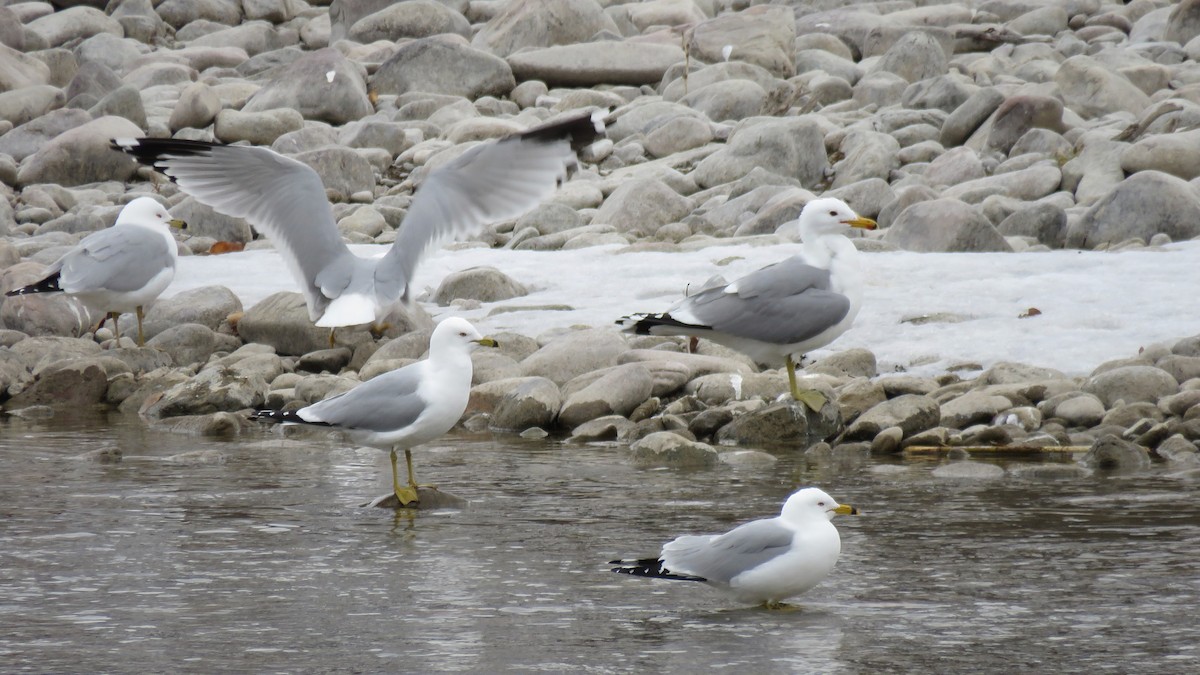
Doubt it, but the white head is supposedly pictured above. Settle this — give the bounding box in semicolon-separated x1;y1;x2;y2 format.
429;317;498;357
118;197;187;231
797;198;876;240
780;487;858;523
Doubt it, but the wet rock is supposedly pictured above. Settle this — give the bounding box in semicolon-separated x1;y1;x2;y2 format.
373;37;514;99
156;411;255;437
718;449;778;468
1084;365;1179;407
843;394;941;442
628;431;718;469
1154;434;1199;465
146;323;240;368
298;348;352;374
4;358;107;410
1079;434;1151;472
558;363;653;429
141;286;242;340
1007;463;1090;480
521;328;627;386
931;460;1006;479
939;391;1015;430
488;376;561;431
473;0;618;58
716;399;841;446
884;199;1011;252
433;266;527;305
142;366;268;418
567;415;636;443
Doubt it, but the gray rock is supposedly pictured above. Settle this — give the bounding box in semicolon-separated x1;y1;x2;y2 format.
940;87;1005;148
643;115;713;159
521;328;628;386
1055;55;1150;119
0;108;91;162
89;84;147;130
1121;129;1200;180
506;41;685;87
241;48;371;126
943;163;1063;204
567;414;636;443
157;0;243;30
488;376;562;430
473;0;618;58
146;323;240;368
111;0;169;42
686;372;789;405
628;431;718;469
0;279;89;338
1068;171;1200;248
832;131;899;189
939;390;1014;430
558;363;653;428
142;366;268;418
693;117;828;190
996;202;1066;248
593;179;692;237
1084;365;1179;407
875;30;946;83
852;71;907;108
1052;393;1106;427
189;22;295;58
238;291;430;356
372;37;515;100
26;6;122;48
902;74;974;114
986;95;1066;155
884;199;1012;252
0;44;52;91
679;79;767;123
716;399;841;446
923;146;985;188
213;108;304;146
0;85;64;128
843;394;941;441
169;197;254;243
1165;0;1200;46
690;5;794;78
433;266;527;305
514;202;584;236
1156;355;1200;384
347;0;470;42
292;146;375;201
807;349;877;379
1079;434;1151;472
141;285;242;341
5;358;108;410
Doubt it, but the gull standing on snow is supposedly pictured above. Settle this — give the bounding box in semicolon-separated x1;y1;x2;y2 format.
112;111;606;342
618;197;876;411
610;487;857;608
4;196;186;346
250;317;497;507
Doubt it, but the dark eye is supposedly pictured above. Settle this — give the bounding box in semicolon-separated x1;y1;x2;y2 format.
828;211;838;217
817;501;825;506
459;332;468;337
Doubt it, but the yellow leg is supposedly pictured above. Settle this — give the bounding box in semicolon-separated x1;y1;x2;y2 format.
786;354;826;412
110;312;121;341
328;327;337;348
389;448;419;506
404;449;436;491
136;305;146;347
369;321;392;340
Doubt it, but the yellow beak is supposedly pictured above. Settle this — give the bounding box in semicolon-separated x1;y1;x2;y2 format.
833;504;858;516
844;216;877;231
474;337;499;348
169;218;187;230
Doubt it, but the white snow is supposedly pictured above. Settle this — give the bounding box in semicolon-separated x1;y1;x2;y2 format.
170;239;1200;378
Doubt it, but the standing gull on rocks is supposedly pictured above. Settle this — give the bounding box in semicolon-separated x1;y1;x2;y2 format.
618;197;876;411
4;197;186;347
250;317;497;507
112;111;606;343
610;487;857;609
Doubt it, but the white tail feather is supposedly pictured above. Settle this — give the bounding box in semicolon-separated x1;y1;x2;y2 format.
316;293;377;327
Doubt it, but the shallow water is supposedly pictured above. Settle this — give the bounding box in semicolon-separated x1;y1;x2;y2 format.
1;411;1198;673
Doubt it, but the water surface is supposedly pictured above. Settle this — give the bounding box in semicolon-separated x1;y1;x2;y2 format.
1;412;1197;673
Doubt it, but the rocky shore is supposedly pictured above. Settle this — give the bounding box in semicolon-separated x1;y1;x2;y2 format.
2;0;1200;474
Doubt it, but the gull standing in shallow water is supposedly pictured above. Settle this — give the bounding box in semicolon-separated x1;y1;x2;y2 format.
4;196;186;346
610;487;857;608
250;317;496;507
618;197;876;411
112;111;606;343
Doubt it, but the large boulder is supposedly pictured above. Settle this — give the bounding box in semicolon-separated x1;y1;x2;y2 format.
558;363;654;428
1054;55;1151;119
689;5;795;78
506;42;685;88
521;328;628;386
16;116;141;187
473;0;617;57
692;117;828;189
592;179;693;237
883;199;1011;252
1067;171;1200;248
371;37;515;99
242;48;372;125
347;0;470;42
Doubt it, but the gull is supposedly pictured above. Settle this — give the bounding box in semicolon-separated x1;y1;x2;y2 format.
618;197;876;411
4;196;186;346
112;110;606;343
250;317;496;507
610;487;857;608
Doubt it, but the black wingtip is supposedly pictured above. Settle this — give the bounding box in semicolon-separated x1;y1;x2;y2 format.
112;137;223;180
517;109;608;151
249;409;306;424
615;312;709;336
609;558;707;582
5;272;61;297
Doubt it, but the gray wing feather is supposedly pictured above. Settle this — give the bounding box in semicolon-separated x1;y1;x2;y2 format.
662;519;796;584
300;362;427;433
681;256;850;344
146;143;355;321
58;227;173;294
375;132;576;301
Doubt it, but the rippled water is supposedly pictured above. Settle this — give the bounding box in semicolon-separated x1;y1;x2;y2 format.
1;411;1198;673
